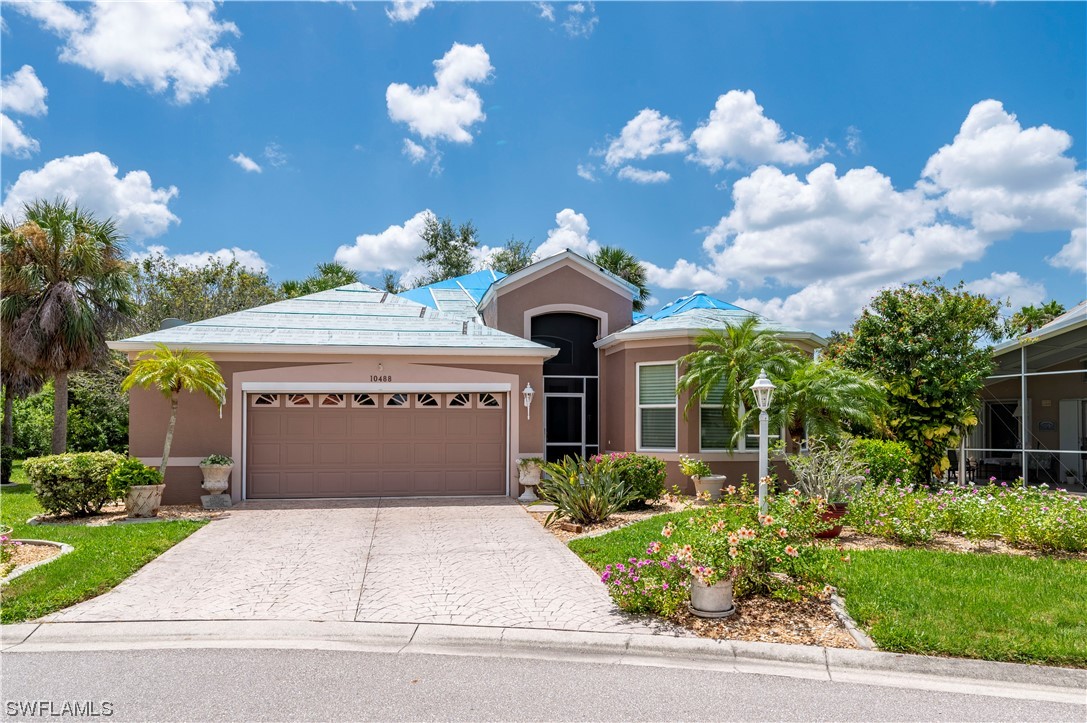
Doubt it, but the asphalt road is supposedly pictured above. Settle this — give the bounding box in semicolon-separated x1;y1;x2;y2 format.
2;648;1084;722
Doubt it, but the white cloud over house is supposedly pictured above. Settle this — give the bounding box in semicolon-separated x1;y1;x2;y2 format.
1048;227;1086;274
963;271;1046;312
130;245;269;273
617;167;670;184
1;112;40;158
386;0;433;23
533;208;600;260
0;152;180;239
604;109;687;168
334;209;434;273
1;65;48;158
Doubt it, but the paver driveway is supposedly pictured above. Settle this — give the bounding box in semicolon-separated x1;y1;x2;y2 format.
46;498;656;633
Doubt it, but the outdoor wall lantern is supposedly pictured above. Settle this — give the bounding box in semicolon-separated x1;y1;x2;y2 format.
522;382;535;420
750;369;776;514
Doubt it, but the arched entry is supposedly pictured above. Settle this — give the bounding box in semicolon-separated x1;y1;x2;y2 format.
531;312;599;462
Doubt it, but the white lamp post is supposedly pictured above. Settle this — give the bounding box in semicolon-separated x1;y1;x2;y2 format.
750;369;776;514
522;382;535;420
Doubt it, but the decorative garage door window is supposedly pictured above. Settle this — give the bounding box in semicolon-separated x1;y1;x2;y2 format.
351;393;377;407
416;393;441;407
286;394;313;408
447;392;472;408
384;393;410;407
320;393;346;408
251;393;279;407
478;393;503;408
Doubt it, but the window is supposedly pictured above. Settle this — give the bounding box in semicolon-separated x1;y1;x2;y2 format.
477;393;502;408
286;394;312;408
416;393;440;407
700;379;736;451
251;393;279;407
384;393;410;408
638;363;676;450
447;393;471;408
319;393;346;408
351;393;376;407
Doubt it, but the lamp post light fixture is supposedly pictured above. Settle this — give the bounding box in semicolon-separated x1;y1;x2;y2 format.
522;382;535;420
751;369;776;514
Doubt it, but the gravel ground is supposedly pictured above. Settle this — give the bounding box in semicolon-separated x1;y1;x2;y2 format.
30;504;225;527
2;540;62;576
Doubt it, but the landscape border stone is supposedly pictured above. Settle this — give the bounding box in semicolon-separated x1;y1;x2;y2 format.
1;540;74;585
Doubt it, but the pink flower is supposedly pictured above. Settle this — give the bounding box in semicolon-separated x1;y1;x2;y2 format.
785;545;799;557
662;525;673;538
778;527;788;538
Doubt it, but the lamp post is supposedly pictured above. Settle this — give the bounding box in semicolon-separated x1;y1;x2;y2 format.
751;369;776;514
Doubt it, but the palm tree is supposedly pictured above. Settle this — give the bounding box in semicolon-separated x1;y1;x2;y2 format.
120;344;226;477
773;356;887;443
281;262;361;298
591;246;652;312
676;317;801;449
1;200;134;454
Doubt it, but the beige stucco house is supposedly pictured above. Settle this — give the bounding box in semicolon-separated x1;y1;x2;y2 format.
111;251;824;504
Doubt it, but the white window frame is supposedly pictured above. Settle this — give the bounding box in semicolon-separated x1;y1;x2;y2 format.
699;397;744;453
636;361;678;453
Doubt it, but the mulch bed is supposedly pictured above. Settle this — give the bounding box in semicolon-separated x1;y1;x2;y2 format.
31;504;226;527
836;528;1087;561
2;541;62;577
526;499;688;543
672;594;858;649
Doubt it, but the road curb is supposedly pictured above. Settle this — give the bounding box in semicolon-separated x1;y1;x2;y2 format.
2;619;1083;704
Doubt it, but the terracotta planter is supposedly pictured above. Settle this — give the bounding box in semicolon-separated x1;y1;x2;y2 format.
816;502;848;539
125;484;166;518
200;464;233;495
689;577;736;618
692;474;728;500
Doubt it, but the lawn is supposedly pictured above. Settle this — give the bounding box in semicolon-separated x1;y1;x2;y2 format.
1;461;207;624
569;510;1087;667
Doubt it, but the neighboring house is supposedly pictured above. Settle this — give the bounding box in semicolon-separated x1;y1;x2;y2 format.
110;250;824;504
969;301;1087;488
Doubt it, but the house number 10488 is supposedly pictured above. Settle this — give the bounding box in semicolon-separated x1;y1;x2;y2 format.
370;375;392;382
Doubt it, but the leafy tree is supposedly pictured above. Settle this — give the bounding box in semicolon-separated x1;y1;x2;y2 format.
120;344;226;477
834;281;1003;484
487;237;534;275
774;357;887;443
1004;300;1066;337
382;271;405;294
590;245;652;312
415;213;479;285
128;253;281;335
1;200;135;454
280;262;361;298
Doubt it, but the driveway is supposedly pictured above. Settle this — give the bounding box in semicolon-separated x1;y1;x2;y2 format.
45;498;653;633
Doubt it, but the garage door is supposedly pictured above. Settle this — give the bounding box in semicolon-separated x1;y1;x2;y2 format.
245;392;506;498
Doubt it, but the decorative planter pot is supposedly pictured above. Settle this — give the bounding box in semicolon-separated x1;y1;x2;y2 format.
692;474;728;500
125;484;166;519
816;502;848;539
518;462;542;503
689;577;736;618
199;464;233;495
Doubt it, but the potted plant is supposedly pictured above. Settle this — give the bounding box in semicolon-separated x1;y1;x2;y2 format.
517;457;545;503
679;455;726;500
200;454;234;494
108;458;166;518
785;437;865;538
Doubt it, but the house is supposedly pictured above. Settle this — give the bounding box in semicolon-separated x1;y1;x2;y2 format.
969;301;1087;488
110;250;825;504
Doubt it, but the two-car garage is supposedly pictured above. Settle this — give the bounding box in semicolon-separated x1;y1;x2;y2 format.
244;390;508;498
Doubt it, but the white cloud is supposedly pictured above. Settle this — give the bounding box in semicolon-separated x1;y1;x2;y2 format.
1;65;48;116
533;208;600;260
386;42;493;145
617;166;670;184
1;113;39;157
402;138;428;164
0;152;179;238
534;2;555;21
576;163;598;182
130;244;268;273
1048;227;1086;274
845;125;861;155
385;0;432;22
229;153;262;173
262;142;287;167
921;99;1086;237
644;258;724;292
334;209;433;273
562;2;598;37
15;0;239;104
963;271;1045;311
689;90;825;170
603;108;687;169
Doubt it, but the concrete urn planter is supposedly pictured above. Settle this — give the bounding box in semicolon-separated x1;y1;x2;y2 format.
691;474;728;500
199;464;233;495
689;577;736;618
125;484;166;518
517;461;543;503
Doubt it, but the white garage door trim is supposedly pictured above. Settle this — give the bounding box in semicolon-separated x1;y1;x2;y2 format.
240;384;512;500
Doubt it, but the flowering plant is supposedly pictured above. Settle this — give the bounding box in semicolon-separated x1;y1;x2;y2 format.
679;455;714;478
602;550;690;616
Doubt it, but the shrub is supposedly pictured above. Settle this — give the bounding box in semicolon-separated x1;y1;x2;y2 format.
24;451;126;517
591;452;666;507
853;438;915;485
603;553;690;616
678;455;714;478
538;455;638;526
200;454;233;466
107;458;163;497
786;437;866;504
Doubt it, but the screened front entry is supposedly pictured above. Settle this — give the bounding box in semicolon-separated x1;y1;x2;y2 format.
533;313;599;462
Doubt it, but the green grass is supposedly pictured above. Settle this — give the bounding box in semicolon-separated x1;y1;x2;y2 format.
1;467;206;624
568;511;1087;667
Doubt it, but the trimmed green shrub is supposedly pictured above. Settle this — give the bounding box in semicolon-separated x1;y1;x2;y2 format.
853;438;915;485
592;452;666;507
107;458;163;498
24;451;126;517
538;455;638;526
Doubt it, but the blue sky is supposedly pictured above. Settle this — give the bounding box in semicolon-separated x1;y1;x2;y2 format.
2;1;1084;333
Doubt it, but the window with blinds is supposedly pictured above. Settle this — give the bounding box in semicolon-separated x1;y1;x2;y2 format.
638;363;676;450
700;378;736;451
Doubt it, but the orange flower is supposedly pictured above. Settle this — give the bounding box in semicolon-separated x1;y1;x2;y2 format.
777;527;788;538
761;515;774;526
785;545;799;557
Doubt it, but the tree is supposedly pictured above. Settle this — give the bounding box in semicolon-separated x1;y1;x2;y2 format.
382;271;404;294
415;214;479;285
590;246;652;312
834;281;1003;484
487;237;534;275
120;344;226;477
676;317;800;449
1004;301;1066;337
1;346;44;481
280;262;361;298
128;253;281;335
1;200;135;454
774;356;887;443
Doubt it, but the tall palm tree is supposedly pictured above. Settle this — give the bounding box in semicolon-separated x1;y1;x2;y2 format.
676;317;801;449
591;246;652;312
1;199;134;454
773;356;887;443
120;344;226;477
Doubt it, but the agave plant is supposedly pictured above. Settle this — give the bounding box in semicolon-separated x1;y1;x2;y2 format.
536;455;639;526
